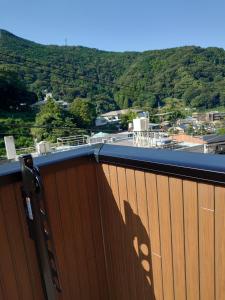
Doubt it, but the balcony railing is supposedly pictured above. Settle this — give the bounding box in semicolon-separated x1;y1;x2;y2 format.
0;144;225;300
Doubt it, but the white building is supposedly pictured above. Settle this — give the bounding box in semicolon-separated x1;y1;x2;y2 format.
95;109;147;126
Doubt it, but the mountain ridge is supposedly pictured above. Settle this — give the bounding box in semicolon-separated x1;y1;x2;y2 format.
1;29;225;111
1;29;223;53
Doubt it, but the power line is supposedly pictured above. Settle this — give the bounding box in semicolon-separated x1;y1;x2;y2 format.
0;123;120;133
0;51;156;93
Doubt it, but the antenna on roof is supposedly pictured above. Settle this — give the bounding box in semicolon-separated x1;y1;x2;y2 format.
65;38;67;46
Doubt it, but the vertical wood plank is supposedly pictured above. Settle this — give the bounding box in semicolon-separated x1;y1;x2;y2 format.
85;163;109;299
0;278;4;300
95;163;112;298
98;163;116;299
126;168;141;299
183;180;200;300
157;175;174;300
145;172;164;300
126;168;139;255
1;184;34;300
198;183;215;300
14;183;45;300
76;164;100;300
215;186;225;300
42;172;71;300
135;170;154;299
169;177;186;300
0;192;20;300
108;165;129;300
65;166;92;300
55;169;81;299
117;166;135;300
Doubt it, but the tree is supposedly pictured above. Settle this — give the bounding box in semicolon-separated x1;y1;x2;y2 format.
120;110;137;130
69;98;96;128
217;127;225;135
0;69;37;111
187;124;195;135
32;97;76;142
166;110;185;123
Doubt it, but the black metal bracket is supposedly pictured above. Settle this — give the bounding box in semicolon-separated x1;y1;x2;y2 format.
20;155;61;300
94;143;104;163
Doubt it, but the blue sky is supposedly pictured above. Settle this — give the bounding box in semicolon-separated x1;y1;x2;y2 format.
1;0;225;51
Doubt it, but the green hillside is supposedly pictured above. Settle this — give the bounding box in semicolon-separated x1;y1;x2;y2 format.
1;29;225;111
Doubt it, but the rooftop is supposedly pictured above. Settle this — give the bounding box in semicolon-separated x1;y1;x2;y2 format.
101;108;143;117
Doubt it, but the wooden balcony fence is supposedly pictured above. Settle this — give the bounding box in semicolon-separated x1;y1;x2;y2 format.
0;144;225;300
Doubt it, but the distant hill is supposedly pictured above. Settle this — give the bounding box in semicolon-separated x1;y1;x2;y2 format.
1;29;225;112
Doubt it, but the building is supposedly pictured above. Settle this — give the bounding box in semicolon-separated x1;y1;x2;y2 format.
202;134;225;154
206;111;225;122
192;111;225;122
95;117;108;127
99;109;146;123
172;133;225;154
31;98;69;110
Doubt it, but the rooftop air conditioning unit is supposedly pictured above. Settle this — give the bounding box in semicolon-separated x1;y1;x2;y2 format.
133;117;149;131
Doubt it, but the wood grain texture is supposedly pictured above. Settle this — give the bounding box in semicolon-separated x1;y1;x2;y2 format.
0;183;45;300
14;183;45;300
42;172;71;300
108;165;129;300
215;186;225;300
135;170;154;299
54;168;81;299
0;187;20;300
85;163;109;299
157;175;174;300
66;165;93;299
97;163;117;299
169;177;186;300
126;168;142;299
198;183;215;300
0;278;4;300
117;166;134;300
1;184;34;300
183;180;200;300
2;157;225;300
76;164;100;299
145;172;164;300
42;160;108;300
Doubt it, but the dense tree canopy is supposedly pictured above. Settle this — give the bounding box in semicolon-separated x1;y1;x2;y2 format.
120;111;137;130
69;98;96;128
1;29;225;112
0;68;37;111
32;98;77;142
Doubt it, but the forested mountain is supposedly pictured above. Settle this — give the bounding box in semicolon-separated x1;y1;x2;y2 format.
1;29;225;112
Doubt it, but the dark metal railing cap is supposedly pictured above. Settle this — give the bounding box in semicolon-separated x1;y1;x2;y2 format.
98;144;225;185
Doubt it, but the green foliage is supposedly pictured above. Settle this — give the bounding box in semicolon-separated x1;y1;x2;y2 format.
0;29;137;112
160;98;186;123
69;98;96;128
120;110;137;130
187;124;195;135
2;30;225;154
217;127;225;135
0;68;37;111
0;117;35;156
32;98;76;142
2;30;225;112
